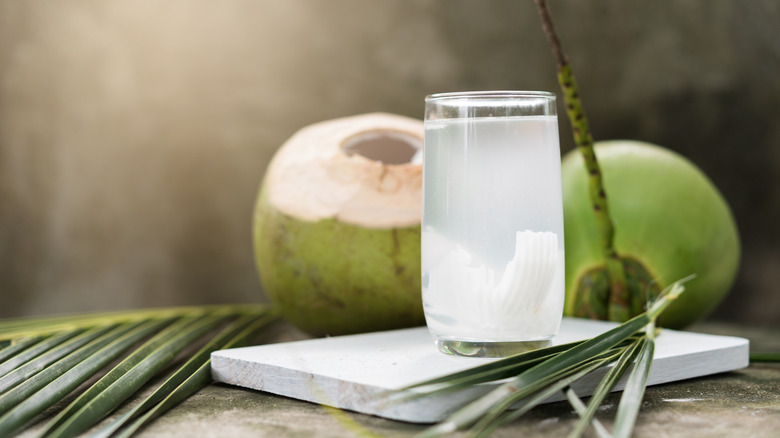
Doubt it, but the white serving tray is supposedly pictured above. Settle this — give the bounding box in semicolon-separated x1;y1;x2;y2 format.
211;317;749;423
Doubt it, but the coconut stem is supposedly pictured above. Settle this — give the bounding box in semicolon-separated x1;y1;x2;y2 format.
533;0;629;321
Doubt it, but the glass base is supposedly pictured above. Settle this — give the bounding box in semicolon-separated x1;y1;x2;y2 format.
435;338;552;358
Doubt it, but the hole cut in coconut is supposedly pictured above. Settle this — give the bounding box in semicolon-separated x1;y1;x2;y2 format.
341;131;422;165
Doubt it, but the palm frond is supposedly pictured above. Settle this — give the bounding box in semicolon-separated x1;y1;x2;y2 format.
0;336;45;363
395;278;690;438
42;314;227;438
612;323;656;438
470;350;621;438
564;388;611;438
0;326;116;395
567;334;645;437
0;330;84;379
393;340;587;401
0;304;275;437
107;313;276;438
0;319;170;435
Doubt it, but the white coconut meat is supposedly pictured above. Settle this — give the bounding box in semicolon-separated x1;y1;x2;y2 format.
265;113;423;228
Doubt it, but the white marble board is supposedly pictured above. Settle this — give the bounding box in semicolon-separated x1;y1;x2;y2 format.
211;317;749;423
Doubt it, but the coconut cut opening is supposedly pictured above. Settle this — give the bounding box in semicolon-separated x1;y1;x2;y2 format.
341;131;422;165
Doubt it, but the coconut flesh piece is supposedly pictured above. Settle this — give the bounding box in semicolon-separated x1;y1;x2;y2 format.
265;113;423;229
425;229;561;340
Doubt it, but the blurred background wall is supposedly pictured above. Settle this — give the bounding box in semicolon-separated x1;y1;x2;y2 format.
1;0;778;325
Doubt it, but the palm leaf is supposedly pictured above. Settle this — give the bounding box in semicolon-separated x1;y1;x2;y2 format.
0;322;143;416
567;335;645;438
0;306;229;340
396;278;689;437
395;335;642;405
116;361;213;438
415;312;652;435
0;336;45;364
42;314;227;438
469;350;622;438
0;319;170;436
107;313;277;438
0;330;83;379
0;325;117;395
612;323;656;438
564;388;611;438
0;304;275;437
404;340;585;390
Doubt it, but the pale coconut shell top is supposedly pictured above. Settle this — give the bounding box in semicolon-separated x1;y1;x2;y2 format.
265;113;423;229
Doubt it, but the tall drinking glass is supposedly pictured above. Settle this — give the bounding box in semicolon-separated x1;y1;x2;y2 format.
422;91;565;357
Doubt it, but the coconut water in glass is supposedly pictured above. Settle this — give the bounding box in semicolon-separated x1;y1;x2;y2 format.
422;91;565;357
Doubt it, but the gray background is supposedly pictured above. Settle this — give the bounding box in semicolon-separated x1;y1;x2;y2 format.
1;1;778;325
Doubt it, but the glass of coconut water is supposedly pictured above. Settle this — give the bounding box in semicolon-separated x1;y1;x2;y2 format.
422;91;565;357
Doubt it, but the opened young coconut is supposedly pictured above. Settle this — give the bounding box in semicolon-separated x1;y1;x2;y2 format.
253;113;424;336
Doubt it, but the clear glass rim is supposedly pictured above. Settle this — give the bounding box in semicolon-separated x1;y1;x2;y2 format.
425;90;555;102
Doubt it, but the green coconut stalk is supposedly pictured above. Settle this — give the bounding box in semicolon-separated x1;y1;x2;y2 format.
534;0;629;322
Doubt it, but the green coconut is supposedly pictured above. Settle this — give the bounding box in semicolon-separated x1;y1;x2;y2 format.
253;113;425;336
562;140;741;328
